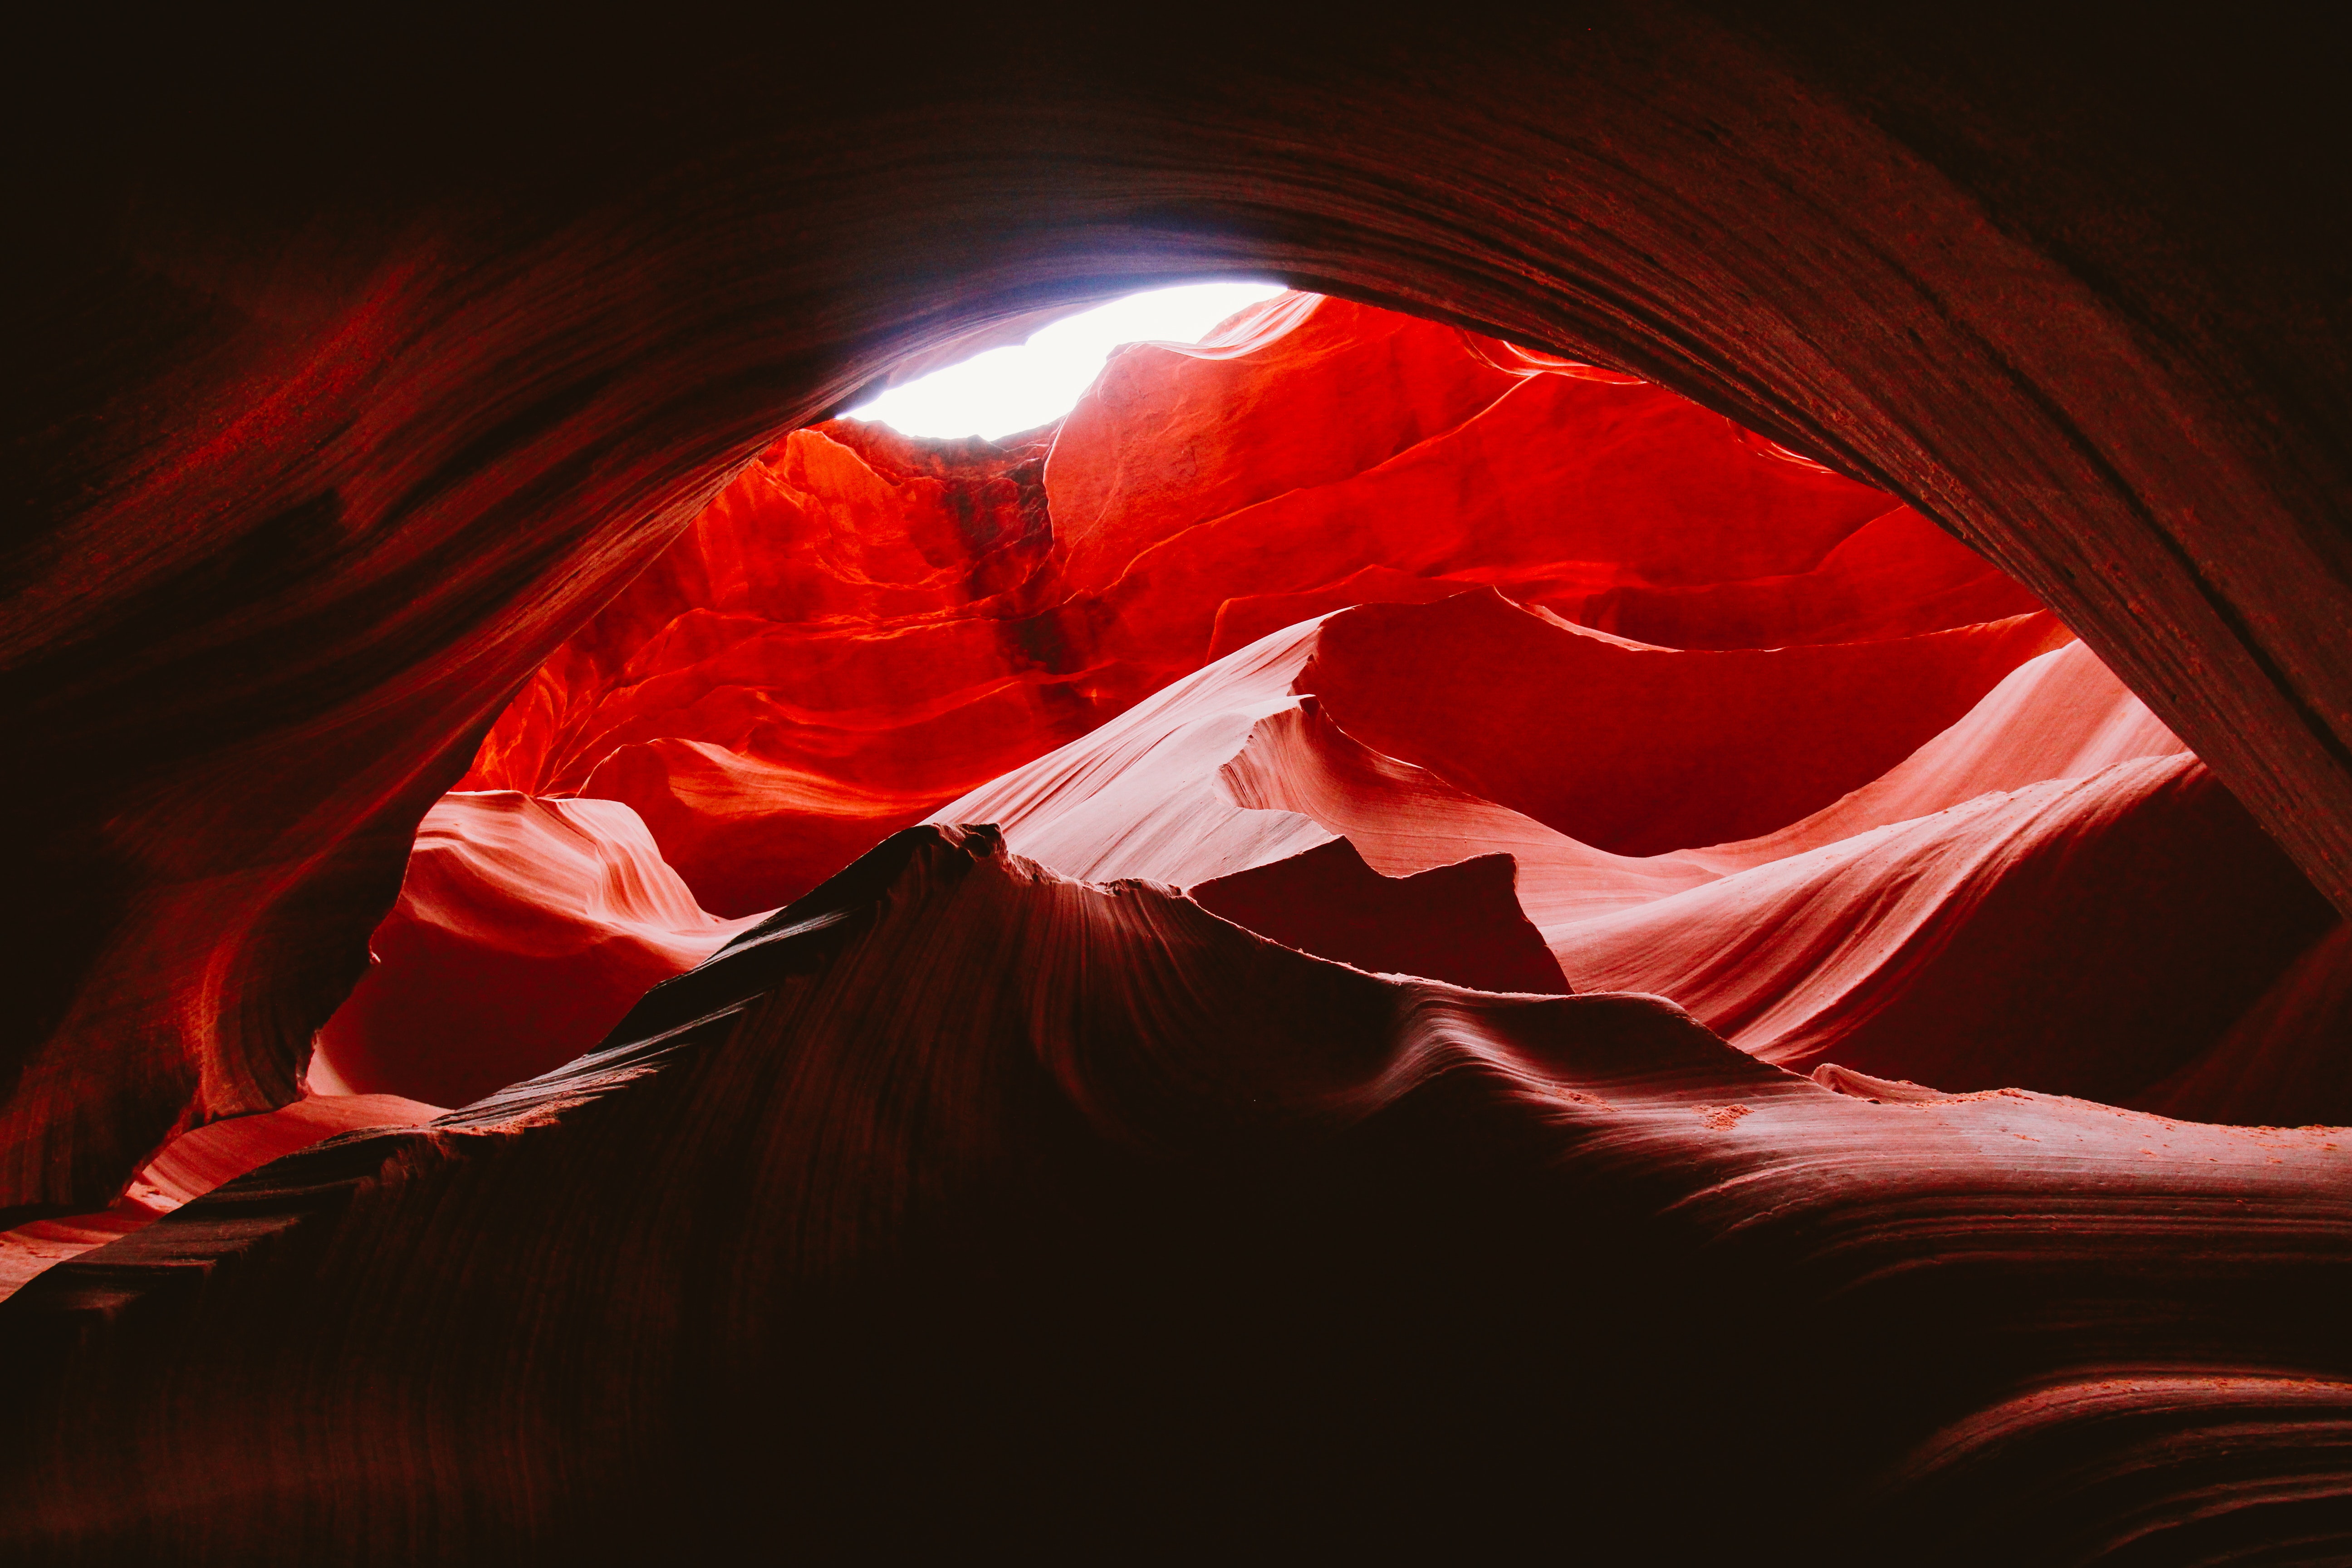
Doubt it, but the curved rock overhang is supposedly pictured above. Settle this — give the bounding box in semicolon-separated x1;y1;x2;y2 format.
5;0;2348;1317
14;9;2352;1561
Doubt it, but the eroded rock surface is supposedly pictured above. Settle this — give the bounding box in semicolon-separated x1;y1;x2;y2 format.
9;829;2347;1563
14;29;2352;1545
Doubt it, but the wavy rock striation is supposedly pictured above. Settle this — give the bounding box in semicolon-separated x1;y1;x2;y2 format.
457;295;1982;909
13;35;2352;1548
0;1093;441;1305
316;295;2094;1113
7;829;2348;1563
319;293;2325;1152
946;593;2328;1112
13;9;2352;1232
311;792;757;1107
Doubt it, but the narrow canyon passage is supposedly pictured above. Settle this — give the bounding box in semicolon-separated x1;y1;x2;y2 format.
298;293;2336;1120
10;291;2349;1563
11;12;2352;1560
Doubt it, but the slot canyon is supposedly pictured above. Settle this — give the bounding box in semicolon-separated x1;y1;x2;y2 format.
8;9;2352;1563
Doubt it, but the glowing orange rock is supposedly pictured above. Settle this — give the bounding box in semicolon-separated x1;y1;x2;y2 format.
939;584;2319;1108
1041;292;1523;593
0;1093;440;1303
310;792;755;1107
1298;591;2074;857
345;289;2317;1132
457;294;2021;921
577;739;948;920
1556;751;2331;1099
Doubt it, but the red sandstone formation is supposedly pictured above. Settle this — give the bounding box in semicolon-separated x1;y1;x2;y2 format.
12;10;2352;1563
314;291;2325;1158
0;1093;440;1304
1298;593;2070;854
11;828;2350;1563
457;295;1996;916
309;792;756;1107
944;598;2326;1112
293;295;2328;1157
2135;922;2352;1127
1190;839;1571;996
339;294;2053;1122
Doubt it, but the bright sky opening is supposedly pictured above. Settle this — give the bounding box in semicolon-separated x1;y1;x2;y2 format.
846;281;1289;441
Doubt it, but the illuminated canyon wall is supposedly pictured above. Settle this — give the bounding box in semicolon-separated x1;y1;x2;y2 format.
10;9;2352;1563
301;295;2335;1130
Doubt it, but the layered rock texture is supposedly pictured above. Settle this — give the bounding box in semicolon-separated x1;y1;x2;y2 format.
454;296;2033;904
14;288;2352;1560
11;9;2352;1562
326;295;2323;1127
13;828;2352;1563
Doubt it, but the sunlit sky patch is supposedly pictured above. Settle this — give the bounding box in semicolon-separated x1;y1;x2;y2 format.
845;281;1289;441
